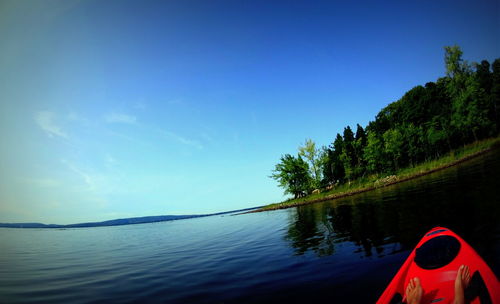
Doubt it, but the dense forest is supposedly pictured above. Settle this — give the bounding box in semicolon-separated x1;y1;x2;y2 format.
271;46;500;199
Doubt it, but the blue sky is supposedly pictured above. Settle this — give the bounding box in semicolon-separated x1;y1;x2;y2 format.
0;0;498;224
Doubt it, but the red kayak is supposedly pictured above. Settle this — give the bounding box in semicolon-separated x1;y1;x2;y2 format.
377;227;499;304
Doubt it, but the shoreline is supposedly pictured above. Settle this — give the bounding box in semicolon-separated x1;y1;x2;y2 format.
248;138;500;214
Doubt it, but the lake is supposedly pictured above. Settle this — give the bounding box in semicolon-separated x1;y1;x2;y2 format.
1;150;499;303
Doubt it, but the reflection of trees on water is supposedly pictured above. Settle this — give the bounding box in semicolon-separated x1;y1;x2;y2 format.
284;153;500;267
286;207;335;256
285;194;423;258
284;185;498;258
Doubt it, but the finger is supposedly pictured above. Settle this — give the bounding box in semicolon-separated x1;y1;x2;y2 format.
414;277;420;287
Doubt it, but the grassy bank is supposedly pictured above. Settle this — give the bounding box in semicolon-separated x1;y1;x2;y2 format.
253;136;500;213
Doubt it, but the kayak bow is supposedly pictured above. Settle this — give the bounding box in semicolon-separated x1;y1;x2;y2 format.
377;227;499;304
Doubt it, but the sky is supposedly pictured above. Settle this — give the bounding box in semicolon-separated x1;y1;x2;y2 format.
0;0;498;224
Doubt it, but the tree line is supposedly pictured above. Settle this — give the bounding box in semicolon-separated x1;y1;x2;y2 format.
271;46;500;199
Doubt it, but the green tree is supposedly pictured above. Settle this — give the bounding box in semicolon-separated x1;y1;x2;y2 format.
364;131;386;173
445;45;491;142
426;120;448;158
321;134;347;186
341;126;357;182
298;139;322;188
450;73;491;141
475;60;492;94
383;128;404;171
445;45;468;79
270;154;312;198
402;123;424;166
321;147;335;186
353;124;367;177
316;146;330;187
332;134;346;183
398;85;427;125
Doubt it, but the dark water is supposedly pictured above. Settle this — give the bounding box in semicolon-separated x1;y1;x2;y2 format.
1;151;499;304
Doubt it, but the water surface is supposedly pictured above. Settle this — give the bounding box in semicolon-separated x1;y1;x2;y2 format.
1;150;499;303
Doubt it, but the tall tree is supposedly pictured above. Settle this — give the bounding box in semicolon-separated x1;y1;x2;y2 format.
475;60;492;94
364;131;386;173
383;128;404;171
332;133;346;183
353;124;367;177
426;120;448;158
321;147;335;186
445;45;467;79
270;154;312;198
298;139;322;188
445;45;491;142
402;123;424;166
340;127;356;182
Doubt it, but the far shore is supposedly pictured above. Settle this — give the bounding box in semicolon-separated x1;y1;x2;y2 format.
248;137;500;214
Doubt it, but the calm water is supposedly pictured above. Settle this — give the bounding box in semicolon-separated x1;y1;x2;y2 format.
1;151;499;303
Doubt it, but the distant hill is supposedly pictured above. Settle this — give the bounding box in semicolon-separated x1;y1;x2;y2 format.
0;207;261;229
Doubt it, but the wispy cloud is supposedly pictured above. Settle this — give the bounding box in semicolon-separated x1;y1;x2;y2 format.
164;131;203;150
59;159;110;208
35;111;68;139
104;113;137;124
61;159;96;191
